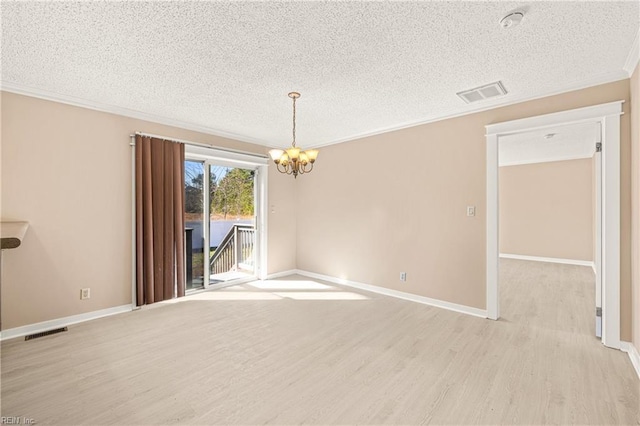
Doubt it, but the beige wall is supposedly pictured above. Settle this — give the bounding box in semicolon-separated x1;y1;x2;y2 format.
267;166;297;274
0;91;296;330
631;64;639;353
2;77;636;344
296;79;632;341
499;158;594;261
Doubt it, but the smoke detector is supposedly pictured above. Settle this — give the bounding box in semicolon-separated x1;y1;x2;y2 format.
500;11;524;29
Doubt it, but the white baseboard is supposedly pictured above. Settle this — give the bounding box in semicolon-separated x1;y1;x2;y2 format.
500;253;595;268
0;304;133;342
620;341;640;380
292;269;488;319
265;269;298;279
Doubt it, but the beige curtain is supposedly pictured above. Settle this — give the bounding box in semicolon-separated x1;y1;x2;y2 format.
135;135;185;305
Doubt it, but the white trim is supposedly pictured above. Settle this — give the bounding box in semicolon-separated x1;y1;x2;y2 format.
256;165;269;280
203;158;211;286
1;81;269;147
0;305;132;342
2;69;630;151
130;136;137;308
623;29;640;77
592;264;597;275
302;70;628;149
294;270;488;319
499;253;595;268
265;269;298;279
486;133;499;321
601;113;621;349
184;144;268;167
620;342;640;380
486;101;622;350
499;153;594;168
595;145;602;307
486;101;624;136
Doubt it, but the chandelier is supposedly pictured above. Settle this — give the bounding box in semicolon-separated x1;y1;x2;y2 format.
269;92;319;178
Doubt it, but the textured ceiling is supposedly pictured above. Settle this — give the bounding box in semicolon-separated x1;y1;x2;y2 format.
499;122;598;166
1;2;638;148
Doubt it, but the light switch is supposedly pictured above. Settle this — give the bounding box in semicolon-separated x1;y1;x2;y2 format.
467;206;475;217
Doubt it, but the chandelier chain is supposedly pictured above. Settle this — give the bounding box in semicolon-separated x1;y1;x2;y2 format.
292;95;297;147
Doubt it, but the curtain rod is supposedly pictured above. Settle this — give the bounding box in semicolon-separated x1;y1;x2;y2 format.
130;131;268;159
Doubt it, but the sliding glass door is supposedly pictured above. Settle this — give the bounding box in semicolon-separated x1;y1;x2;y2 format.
184;158;260;290
184;160;206;291
208;164;256;284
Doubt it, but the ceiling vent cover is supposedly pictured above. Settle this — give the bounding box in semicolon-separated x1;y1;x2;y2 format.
457;81;508;104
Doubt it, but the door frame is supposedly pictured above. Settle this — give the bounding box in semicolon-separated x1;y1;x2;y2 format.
485;101;623;349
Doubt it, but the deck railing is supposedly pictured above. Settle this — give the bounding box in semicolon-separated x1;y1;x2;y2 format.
209;224;255;275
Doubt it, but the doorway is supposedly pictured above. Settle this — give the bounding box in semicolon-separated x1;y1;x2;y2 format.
497;121;601;338
485;101;623;349
184;145;268;291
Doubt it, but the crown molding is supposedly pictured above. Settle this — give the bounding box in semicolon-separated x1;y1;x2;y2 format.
2;67;631;152
623;29;640;76
0;81;270;147
304;69;629;149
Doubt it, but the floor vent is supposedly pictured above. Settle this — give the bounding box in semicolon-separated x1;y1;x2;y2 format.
457;81;508;104
25;327;68;341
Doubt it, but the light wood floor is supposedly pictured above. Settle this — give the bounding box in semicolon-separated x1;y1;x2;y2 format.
1;260;638;425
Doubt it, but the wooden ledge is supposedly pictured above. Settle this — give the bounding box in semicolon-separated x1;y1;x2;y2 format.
1;221;29;249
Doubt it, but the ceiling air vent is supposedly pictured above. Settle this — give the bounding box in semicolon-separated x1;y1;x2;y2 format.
457;81;508;104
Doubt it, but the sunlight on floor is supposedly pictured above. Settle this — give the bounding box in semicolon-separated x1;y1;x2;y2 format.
273;291;368;300
167;279;370;302
183;292;283;301
247;280;334;290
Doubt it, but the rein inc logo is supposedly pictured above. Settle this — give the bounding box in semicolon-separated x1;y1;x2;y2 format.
1;417;35;425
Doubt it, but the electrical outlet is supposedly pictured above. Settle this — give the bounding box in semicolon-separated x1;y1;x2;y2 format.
400;272;407;282
80;288;90;300
467;206;476;217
